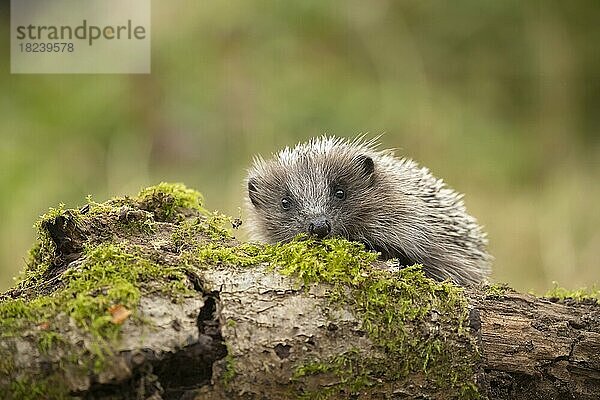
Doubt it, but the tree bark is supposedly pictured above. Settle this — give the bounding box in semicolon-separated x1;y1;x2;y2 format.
0;187;598;400
469;290;600;399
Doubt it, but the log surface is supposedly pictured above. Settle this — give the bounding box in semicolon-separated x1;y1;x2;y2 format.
470;290;600;399
1;187;598;400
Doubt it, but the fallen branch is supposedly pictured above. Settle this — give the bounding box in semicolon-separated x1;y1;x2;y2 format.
0;184;598;400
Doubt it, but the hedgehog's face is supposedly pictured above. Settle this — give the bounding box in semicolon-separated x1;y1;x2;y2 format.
246;151;376;243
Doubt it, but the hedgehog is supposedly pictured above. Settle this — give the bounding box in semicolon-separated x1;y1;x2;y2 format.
245;136;492;285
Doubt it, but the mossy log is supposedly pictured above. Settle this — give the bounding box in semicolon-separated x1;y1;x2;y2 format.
0;184;599;400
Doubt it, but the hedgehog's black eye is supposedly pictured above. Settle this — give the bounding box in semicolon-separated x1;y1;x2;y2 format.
281;197;292;210
334;188;346;200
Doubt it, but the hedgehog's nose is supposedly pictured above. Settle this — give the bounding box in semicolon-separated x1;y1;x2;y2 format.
308;218;331;239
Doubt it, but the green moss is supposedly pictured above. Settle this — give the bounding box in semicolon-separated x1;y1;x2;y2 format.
172;218;204;250
0;355;13;376
15;183;205;286
167;231;477;396
183;234;477;397
4;376;70;400
84;194;131;216
1;183;214;396
293;350;373;400
36;204;72;226
203;212;235;241
172;214;233;251
485;283;509;298
221;351;237;387
544;281;600;302
267;236;377;286
118;210;156;235
24;242;49;278
137;182;204;221
0;243;195;371
38;331;63;354
1;242;197;394
196;242;268;267
226;319;237;328
266;236;478;399
20;205;80;284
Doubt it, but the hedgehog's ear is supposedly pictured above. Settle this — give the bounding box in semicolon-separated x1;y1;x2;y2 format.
356;155;375;181
248;178;260;207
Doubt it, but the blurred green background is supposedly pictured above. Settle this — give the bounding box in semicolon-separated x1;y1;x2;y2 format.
0;1;598;293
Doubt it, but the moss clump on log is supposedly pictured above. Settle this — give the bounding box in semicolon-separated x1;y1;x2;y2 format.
185;233;479;397
269;239;478;398
0;183;214;398
543;282;600;303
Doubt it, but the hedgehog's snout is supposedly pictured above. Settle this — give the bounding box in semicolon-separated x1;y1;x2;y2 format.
308;217;331;239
